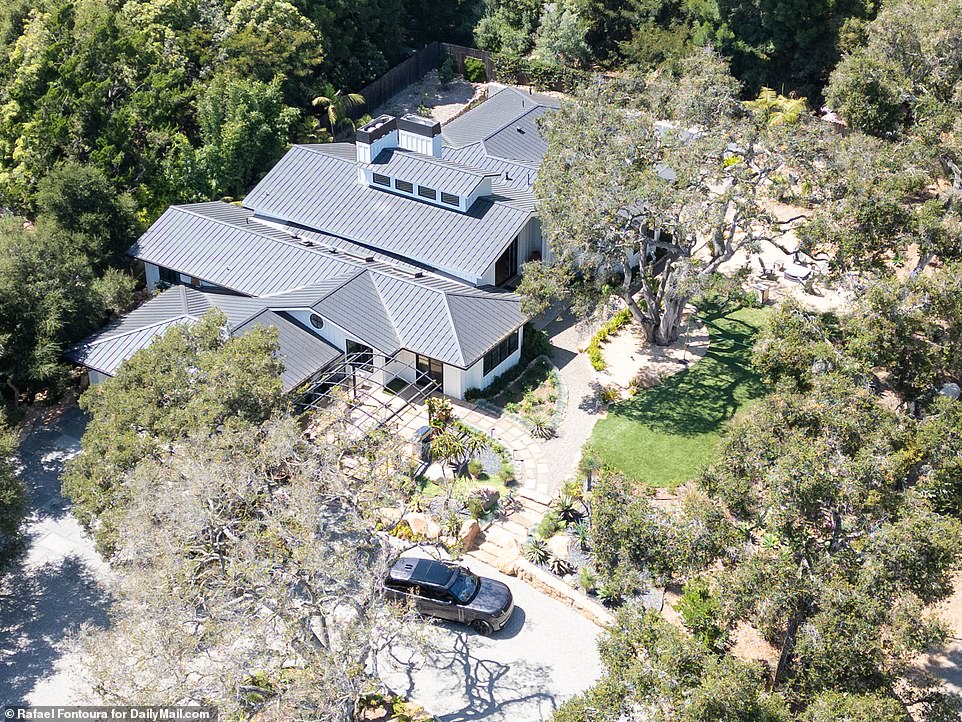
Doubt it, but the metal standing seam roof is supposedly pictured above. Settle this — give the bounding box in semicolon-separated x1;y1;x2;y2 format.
482;105;552;164
442;142;540;192
441;86;560;149
232;309;342;390
242;145;532;282
65;286;343;391
362;147;499;198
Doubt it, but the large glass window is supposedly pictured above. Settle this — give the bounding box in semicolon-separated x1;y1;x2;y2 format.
346;340;374;371
158;266;180;285
482;331;519;376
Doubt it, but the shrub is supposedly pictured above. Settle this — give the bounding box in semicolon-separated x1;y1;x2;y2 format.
577;566;597;593
552;494;584;526
466;458;484;478
585;308;633;371
523;538;550;565
596;579;624;608
498;461;515;483
464;57;487;83
535;510;563;539
571;521;590;551
466;497;487;519
521;323;552;361
493;52;587;93
599;385;621;404
437;56;456;85
676;577;726;650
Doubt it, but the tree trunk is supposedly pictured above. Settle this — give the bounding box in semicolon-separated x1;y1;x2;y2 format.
5;379;20;408
653;294;686;346
622;290;655;342
773;613;802;689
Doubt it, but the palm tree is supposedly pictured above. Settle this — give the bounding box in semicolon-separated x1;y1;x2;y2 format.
311;82;365;136
744;87;809;126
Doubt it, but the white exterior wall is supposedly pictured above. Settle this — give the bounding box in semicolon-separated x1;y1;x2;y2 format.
479;215;544;286
356;129;399;164
398;130;442;158
463;177;493;211
458;326;525;398
283;308;389;384
384;349;417;384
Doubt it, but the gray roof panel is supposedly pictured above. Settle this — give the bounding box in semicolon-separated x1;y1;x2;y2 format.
233;309;342;390
243;145;531;281
482;105;551;164
362;147;497;197
441;87;559;149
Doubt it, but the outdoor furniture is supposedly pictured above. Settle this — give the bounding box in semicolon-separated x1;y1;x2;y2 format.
783;262;812;282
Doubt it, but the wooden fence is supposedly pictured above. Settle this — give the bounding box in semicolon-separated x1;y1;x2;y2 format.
351;42;495;118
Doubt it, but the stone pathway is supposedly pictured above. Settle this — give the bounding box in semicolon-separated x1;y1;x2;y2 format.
535;308;606;491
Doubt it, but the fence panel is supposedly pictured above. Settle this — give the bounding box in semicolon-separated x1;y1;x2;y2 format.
350;43;495;118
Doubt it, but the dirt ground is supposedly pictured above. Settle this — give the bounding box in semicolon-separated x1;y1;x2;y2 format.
374;70;487;124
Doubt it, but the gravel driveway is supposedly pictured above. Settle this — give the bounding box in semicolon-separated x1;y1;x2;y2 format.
379;553;603;722
0;405;109;706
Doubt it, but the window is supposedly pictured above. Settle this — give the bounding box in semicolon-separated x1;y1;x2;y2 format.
440;191;460;206
394;179;413;194
158;266;179;285
418;185;437;200
372;173;390;187
482;331;519;376
346;339;374;371
309;313;324;330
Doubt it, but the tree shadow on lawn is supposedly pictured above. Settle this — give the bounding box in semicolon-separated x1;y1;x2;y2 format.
604;305;769;439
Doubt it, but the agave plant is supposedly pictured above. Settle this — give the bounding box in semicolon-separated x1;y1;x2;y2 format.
571;520;590;551
552;494;585;526
548;555;574;577
523;538;550;565
529;414;555;439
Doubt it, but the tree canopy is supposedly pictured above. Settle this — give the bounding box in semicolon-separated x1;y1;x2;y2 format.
62;311;285;551
523;51;784;344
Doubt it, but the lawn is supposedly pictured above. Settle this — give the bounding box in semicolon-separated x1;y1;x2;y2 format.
588;304;770;488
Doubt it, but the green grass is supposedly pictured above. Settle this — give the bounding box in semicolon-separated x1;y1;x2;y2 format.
588;305;770;488
415;473;516;500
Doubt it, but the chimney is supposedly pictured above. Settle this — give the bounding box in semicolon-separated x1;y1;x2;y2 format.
355;115;398;164
397;114;442;158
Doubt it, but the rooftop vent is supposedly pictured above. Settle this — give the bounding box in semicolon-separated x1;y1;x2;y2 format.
299;239;315;247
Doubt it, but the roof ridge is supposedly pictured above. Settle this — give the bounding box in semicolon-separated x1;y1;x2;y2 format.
481;103;549;146
380;147;501;177
439;288;467;367
77;314;195;348
363;270;403;345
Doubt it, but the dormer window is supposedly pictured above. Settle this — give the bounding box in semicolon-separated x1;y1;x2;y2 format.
395;179;414;194
441;192;459;206
418;186;437;200
372;173;390;187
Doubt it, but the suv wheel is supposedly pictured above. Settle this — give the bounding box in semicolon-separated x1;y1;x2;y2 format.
471;619;494;635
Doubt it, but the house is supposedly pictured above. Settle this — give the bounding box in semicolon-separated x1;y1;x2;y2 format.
67;87;560;400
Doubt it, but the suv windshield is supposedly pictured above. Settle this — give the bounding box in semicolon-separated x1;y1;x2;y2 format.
448;569;479;603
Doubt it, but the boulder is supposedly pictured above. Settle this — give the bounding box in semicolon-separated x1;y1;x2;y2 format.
547;534;571;561
377;507;404;527
938;382;961;401
493;538;522;576
403;512;442;540
459;519;481;550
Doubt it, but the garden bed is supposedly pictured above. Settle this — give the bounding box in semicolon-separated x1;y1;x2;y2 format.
474;356;567;438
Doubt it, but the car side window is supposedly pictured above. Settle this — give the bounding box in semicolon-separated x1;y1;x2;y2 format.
419;585;451;602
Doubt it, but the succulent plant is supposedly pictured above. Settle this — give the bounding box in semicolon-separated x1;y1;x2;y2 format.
549;555;574;577
523;538;550;565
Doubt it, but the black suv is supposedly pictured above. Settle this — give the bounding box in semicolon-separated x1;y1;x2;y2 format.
385;557;514;635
